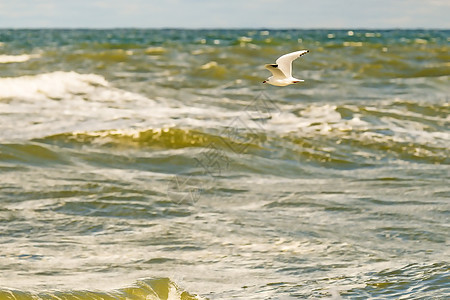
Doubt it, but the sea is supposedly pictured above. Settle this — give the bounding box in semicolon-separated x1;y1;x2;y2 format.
0;29;449;299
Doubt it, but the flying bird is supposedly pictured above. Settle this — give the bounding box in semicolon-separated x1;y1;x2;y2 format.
263;50;309;86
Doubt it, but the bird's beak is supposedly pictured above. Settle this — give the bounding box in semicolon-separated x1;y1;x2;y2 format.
263;80;266;83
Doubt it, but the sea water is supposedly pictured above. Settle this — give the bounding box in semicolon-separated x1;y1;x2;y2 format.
0;29;449;299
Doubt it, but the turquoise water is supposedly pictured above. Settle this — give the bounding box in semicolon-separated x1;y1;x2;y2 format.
0;29;449;299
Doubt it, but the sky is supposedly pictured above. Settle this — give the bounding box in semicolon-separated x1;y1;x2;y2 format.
0;0;449;29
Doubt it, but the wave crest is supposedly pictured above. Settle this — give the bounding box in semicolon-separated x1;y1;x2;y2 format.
0;278;202;300
0;71;109;101
0;54;40;64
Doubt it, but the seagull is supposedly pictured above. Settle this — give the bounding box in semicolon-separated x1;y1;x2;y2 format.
263;50;309;86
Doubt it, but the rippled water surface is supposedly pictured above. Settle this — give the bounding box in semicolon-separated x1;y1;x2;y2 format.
0;29;449;299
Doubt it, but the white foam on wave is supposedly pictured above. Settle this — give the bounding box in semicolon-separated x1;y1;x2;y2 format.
0;54;40;64
258;100;450;158
0;71;228;141
257;103;363;135
0;71;109;101
0;71;158;141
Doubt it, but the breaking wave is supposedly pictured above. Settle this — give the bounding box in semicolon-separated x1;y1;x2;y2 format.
0;278;202;300
0;54;40;64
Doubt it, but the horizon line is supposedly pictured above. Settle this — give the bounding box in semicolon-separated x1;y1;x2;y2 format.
0;26;449;31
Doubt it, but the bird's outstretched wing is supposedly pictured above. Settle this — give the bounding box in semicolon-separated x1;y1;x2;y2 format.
264;64;286;79
275;50;309;78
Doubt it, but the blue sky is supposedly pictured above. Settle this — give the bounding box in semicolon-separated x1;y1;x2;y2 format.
0;0;449;28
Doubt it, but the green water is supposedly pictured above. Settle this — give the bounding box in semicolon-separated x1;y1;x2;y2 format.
0;29;449;299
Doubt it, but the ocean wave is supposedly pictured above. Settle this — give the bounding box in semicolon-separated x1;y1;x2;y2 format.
1;98;446;170
31;97;449;168
0;71;111;101
0;70;151;104
0;278;202;300
67;48;134;62
281;101;450;165
36;127;263;154
0;143;66;166
0;71;156;141
0;54;40;64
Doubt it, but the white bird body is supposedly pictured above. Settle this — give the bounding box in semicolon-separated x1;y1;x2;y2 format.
263;50;309;86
